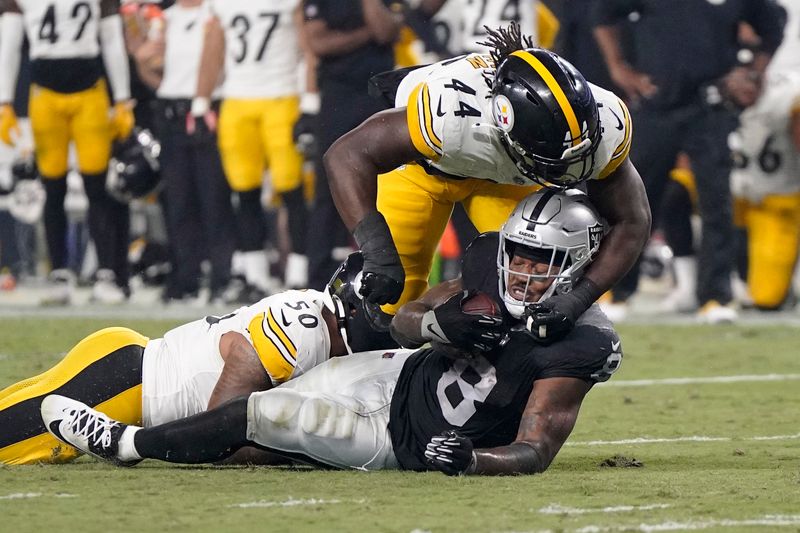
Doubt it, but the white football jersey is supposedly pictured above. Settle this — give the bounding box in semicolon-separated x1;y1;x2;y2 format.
16;0;102;60
460;0;537;54
395;53;631;185
208;0;301;99
141;289;331;427
729;71;800;202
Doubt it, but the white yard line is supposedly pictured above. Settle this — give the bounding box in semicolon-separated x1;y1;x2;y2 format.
228;497;365;509
566;433;800;447
573;514;800;532
601;373;800;387
539;503;671;515
0;492;76;501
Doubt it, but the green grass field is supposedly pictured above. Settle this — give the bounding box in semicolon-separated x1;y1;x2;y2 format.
1;317;799;532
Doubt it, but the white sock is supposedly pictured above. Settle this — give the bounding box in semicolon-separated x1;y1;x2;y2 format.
242;250;270;291
285;253;308;288
673;256;697;295
117;426;143;461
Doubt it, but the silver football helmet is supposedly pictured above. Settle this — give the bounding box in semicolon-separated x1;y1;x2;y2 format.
497;189;605;318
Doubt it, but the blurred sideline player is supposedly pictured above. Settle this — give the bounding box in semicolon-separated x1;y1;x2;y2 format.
730;4;800;311
327;24;649;345
42;190;624;476
191;0;310;298
0;254;393;465
0;0;135;303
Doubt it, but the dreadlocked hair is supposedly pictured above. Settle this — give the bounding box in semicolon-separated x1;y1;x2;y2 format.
478;22;534;67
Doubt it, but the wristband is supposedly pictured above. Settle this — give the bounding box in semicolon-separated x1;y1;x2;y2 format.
300;92;320;114
190;97;211;117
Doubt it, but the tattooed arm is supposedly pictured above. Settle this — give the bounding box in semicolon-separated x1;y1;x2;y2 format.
471;377;592;475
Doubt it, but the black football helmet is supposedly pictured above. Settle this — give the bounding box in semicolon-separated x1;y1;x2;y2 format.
323;252;398;353
107;128;161;202
491;48;601;189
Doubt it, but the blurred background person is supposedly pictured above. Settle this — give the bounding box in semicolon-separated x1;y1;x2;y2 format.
302;0;403;290
190;0;309;302
131;0;236;304
729;1;800;312
0;0;136;304
593;0;787;323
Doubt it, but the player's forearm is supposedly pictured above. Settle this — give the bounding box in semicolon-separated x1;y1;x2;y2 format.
361;0;401;45
305;22;373;57
390;301;430;348
470;441;551;476
0;12;24;103
583;215;649;295
209;334;271;410
196;21;224;100
324;137;381;231
592;25;626;74
132;41;164;91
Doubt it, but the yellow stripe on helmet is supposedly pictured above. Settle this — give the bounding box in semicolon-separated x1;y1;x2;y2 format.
510;50;582;146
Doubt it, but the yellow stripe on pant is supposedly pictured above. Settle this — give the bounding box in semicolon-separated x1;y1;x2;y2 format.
0;327;148;465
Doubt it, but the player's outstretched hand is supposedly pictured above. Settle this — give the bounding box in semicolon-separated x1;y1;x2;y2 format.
425;430;476;476
421;290;504;352
524;296;576;345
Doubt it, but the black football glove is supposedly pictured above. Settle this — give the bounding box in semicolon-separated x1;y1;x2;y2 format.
353;211;405;305
425;430;476;476
421;290;504;352
292;112;318;157
525;279;601;344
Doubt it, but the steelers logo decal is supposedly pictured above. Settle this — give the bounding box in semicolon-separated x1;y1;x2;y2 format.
493;95;515;132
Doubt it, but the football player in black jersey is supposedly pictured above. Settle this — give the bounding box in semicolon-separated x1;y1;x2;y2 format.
39;190;623;476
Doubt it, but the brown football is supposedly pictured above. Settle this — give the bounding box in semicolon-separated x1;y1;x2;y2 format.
461;291;502;316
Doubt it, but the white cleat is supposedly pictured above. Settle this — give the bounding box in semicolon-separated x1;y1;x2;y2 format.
696;300;739;324
39;269;75;306
90;269;127;304
40;395;139;466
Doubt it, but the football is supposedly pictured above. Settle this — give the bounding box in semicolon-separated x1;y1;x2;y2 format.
461;291;502;317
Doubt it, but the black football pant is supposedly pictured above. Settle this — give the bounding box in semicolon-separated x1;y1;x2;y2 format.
613;103;739;306
156;101;236;295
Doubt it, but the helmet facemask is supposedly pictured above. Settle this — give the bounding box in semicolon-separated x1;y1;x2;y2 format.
497;236;591;319
322;253;365;355
498;120;601;190
496;190;604;319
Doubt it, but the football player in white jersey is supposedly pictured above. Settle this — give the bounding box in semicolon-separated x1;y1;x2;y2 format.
416;0;559;55
326;24;650;344
729;0;800;310
39;190;624;477
0;254;387;465
0;0;135;302
190;0;309;296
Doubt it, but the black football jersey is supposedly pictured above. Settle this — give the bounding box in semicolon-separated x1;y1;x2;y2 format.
388;305;622;470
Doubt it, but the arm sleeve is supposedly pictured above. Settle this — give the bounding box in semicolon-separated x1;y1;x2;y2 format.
0;13;24;103
99;14;132;102
406;81;444;161
745;0;787;56
599;97;633;179
247;308;300;384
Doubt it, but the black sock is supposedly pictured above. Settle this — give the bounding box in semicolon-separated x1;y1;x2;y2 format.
133;397;251;463
42;176;68;269
282;186;307;255
235;189;266;251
